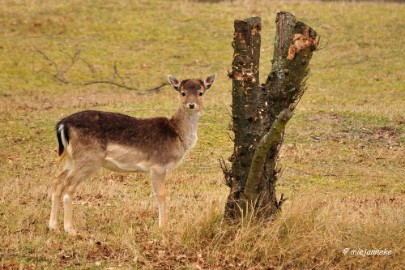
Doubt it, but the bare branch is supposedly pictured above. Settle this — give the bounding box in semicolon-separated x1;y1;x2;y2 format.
83;80;168;94
79;56;97;74
34;47;168;94
276;193;287;209
59;47;81;77
34;47;69;84
137;83;169;95
113;61;125;85
219;157;232;187
82;80;138;90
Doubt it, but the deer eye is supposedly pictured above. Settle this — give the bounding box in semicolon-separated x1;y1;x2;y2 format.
199;92;204;96
181;92;186;97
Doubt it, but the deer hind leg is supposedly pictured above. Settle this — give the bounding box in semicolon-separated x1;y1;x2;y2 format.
49;168;71;232
151;169;167;227
61;160;101;235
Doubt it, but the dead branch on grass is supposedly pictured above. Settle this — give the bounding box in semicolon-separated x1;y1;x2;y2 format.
34;48;168;95
83;80;168;94
34;47;72;84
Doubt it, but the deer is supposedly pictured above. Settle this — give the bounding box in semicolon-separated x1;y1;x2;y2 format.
48;74;216;235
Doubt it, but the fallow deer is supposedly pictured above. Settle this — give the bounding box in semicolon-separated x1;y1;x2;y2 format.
48;74;216;235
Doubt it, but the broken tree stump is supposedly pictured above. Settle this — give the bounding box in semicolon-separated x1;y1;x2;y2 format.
223;12;318;220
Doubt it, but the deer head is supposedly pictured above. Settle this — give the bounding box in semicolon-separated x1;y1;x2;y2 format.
168;74;216;113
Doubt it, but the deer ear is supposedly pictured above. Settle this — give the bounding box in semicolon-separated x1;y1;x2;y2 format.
168;75;181;91
203;74;216;90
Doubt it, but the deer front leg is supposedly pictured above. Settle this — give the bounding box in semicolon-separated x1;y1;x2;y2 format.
151;169;167;227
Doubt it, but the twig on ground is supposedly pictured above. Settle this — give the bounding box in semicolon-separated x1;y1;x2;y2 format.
83;81;168;94
137;82;169;95
34;47;169;95
34;47;69;84
82;80;139;90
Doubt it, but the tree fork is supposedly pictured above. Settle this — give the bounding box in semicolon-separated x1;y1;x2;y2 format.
224;12;318;220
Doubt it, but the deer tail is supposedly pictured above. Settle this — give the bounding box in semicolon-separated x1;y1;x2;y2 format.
56;123;69;156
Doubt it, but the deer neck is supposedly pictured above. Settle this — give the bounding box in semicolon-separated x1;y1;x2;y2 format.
171;107;200;150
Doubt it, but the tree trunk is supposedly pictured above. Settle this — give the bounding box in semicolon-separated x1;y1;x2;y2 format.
223;12;318;220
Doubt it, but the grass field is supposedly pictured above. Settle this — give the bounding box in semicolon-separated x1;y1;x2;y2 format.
1;0;404;269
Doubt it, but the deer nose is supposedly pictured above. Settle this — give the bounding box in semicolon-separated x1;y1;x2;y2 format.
188;103;196;109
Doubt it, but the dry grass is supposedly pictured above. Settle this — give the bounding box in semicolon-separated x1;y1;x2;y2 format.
179;194;404;269
1;0;404;269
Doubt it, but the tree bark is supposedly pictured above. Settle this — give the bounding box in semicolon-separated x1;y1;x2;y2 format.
223;12;318;220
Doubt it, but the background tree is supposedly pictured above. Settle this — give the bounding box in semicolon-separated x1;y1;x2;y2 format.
222;12;318;220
